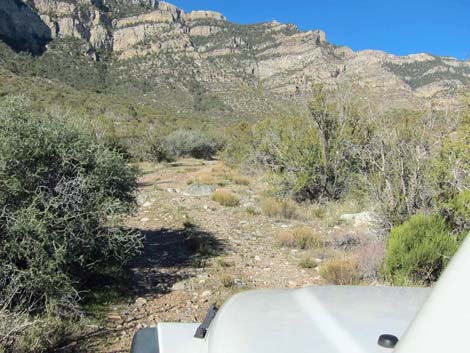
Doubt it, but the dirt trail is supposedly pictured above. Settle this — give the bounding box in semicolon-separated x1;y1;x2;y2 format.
83;159;359;352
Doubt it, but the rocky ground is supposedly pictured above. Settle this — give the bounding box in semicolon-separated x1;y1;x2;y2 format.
73;159;377;352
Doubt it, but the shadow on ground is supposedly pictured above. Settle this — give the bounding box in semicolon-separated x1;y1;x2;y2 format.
129;222;226;296
60;223;225;352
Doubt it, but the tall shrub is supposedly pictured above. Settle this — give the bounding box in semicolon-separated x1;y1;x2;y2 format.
385;213;458;285
163;129;220;160
0;97;142;314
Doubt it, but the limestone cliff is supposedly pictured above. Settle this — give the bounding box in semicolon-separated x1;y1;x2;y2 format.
1;0;469;114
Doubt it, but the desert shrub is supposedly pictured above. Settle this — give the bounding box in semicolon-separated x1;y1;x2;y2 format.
276;226;324;250
361;109;457;230
303;84;367;200
260;197;298;219
245;206;258;216
298;257;318;269
164;129;221;160
212;190;240;207
441;191;470;235
251;85;366;201
0;302;80;353
319;257;361;285
222;122;258;168
148;136;176;163
221;276;236;288
431;97;470;200
384;213;459;285
0;97;142;349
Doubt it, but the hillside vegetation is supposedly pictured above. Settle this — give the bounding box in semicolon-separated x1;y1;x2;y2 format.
0;1;469;352
0;81;469;353
223;84;470;280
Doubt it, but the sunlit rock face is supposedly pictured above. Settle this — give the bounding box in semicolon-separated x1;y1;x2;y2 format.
2;0;469;110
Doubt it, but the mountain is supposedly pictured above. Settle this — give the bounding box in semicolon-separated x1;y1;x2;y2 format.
1;0;469;121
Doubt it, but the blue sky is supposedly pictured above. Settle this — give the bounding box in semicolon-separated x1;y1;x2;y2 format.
170;0;469;60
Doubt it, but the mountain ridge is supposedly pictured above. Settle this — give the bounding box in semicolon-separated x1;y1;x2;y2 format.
1;0;469;119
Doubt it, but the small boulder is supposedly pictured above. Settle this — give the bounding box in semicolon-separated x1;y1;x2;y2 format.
171;282;185;291
201;290;212;298
107;313;122;321
135;297;147;306
183;184;215;197
340;211;374;226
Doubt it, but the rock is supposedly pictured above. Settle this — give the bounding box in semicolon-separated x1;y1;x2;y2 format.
107;313;122;321
287;281;298;288
340;212;375;226
140;218;150;223
135;297;147;306
2;0;466;113
201;290;212;298
182;10;226;22
233;278;246;288
171;282;185;291
183;184;215;197
142;201;153;208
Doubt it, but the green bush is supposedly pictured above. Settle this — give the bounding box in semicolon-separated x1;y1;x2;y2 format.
163;129;221;160
222;122;258;167
0;97;142;316
225;85;366;201
441;190;470;234
148;136;176;163
384;213;459;285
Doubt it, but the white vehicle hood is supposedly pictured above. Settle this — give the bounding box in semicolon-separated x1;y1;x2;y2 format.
158;285;430;353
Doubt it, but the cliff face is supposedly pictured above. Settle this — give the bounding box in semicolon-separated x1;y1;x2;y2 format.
0;0;52;54
1;0;469;114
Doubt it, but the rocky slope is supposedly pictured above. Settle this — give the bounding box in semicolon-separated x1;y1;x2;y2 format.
1;0;469;116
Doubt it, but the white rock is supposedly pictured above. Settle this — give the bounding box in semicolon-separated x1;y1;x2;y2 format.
340;211;375;226
171;282;185;291
201;290;212;298
135;297;147;306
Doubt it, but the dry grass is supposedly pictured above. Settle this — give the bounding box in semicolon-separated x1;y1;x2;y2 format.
134;162;165;176
216;258;233;268
295;199;365;225
190;163;251;187
298;256;318;269
227;173;251;186
355;240;386;281
193;172;226;186
212;189;240;207
221;276;236;288
319;257;361;285
245;207;258;216
212;164;251;185
260;198;298;219
276;226;325;250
